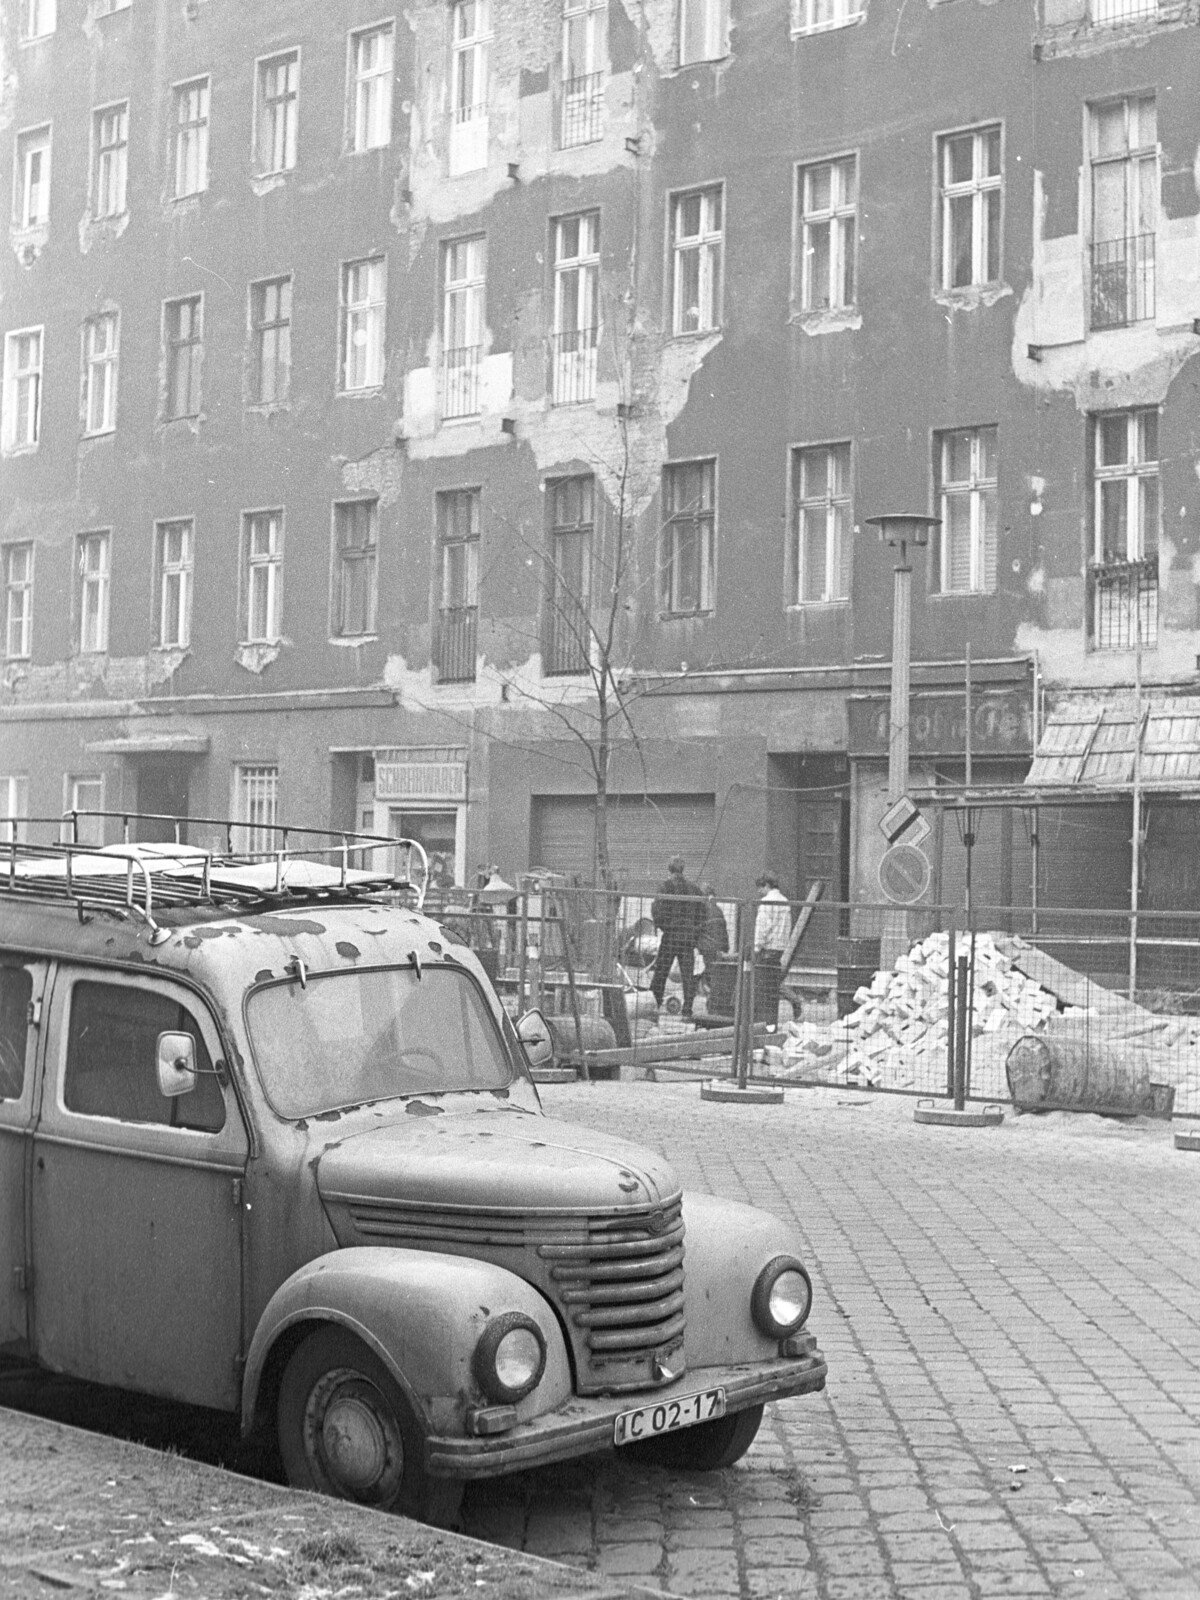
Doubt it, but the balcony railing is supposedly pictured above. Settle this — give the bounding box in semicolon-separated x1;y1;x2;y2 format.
435;604;477;682
545;595;590;675
1090;233;1155;330
442;345;481;419
550;327;599;405
1092;558;1158;651
561;72;604;148
1088;0;1157;24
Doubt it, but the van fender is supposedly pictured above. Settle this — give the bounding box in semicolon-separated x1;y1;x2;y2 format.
681;1191;813;1368
242;1246;572;1439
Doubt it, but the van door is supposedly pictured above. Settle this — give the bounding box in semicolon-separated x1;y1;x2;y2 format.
0;959;47;1352
30;969;248;1410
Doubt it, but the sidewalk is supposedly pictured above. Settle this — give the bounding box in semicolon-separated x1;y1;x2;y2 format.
0;1404;674;1600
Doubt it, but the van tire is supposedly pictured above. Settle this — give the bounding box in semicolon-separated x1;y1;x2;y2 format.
277;1326;463;1526
622;1403;763;1471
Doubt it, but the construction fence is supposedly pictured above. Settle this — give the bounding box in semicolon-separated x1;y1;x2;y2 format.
431;883;1200;1118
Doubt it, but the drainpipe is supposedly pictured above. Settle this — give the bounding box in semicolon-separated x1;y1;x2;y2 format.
1129;625;1143;1001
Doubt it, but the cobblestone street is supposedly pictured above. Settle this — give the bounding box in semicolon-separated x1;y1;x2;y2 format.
462;1082;1200;1600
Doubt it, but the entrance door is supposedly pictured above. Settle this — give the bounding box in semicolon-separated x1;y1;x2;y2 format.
31;969;247;1409
134;758;191;843
388;808;461;883
795;793;847;971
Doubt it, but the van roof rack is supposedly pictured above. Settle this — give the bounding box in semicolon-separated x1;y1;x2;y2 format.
2;811;428;943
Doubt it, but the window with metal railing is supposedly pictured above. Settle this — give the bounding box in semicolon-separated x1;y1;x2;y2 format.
560;0;606;147
1088;0;1157;24
435;489;479;682
1089;95;1156;331
1091;233;1155;330
1090;407;1159;651
551;212;599;403
442;237;485;418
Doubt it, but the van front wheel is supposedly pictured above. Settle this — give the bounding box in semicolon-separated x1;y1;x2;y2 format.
277;1326;462;1526
623;1404;764;1470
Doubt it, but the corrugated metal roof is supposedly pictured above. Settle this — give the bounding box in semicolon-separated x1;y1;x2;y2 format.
1027;696;1200;790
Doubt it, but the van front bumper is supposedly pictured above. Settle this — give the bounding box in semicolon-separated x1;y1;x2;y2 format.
425;1337;827;1480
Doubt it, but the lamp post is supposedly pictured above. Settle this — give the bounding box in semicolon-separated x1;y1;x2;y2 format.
864;514;940;802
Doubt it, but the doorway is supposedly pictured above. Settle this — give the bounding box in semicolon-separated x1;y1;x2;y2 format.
134;759;192;843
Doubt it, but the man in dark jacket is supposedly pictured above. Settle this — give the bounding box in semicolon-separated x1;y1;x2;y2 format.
650;855;704;1016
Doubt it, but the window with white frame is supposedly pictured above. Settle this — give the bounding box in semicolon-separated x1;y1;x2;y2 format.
1091;408;1158;650
939;125;1001;291
450;0;489;174
679;0;727;62
243;510;283;643
2;328;43;451
14;125;51;229
235;764;278;857
3;543;33;660
791;0;863;33
83;312;119;436
0;775;28;843
77;530;111;654
93;102;129;217
163;295;202;419
340;256;385;391
561;0;606;148
333;500;379;638
256;51;299;174
172;77;210;198
350;23;394;151
250;276;292;405
935;426;997;595
64;775;104;846
661;459;715;616
1090;95;1157;331
552;212;599;404
797;156;856;312
441;237;484;418
20;0;56;41
671;186;722;335
155;519;193;649
792;443;851;604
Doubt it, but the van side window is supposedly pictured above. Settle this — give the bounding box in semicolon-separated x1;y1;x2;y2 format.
0;966;32;1101
64;981;226;1133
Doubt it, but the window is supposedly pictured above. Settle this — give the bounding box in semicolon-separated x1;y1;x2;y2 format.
173;77;210;198
243;510;283;643
450;0;489;174
333;500;378;638
1091;408;1158;650
935;426;997;594
0;965;32;1101
77;530;111;653
250;276;292;405
3;543;33;660
661;459;715;616
340;256;385;391
679;0;727;62
93;103;128;217
155;519;193;648
441;237;484;418
561;0;606;148
83;312;119;435
939;126;1001;291
349;23;394;151
163;295;202;419
797;157;856;312
435;489;479;682
792;444;851;604
1089;0;1156;25
14;125;51;229
552;212;599;403
93;0;132;14
63;776;104;845
2;328;43;451
0;777;28;845
236;764;279;857
1090;95;1156;330
256;51;299;174
671;187;722;335
546;476;593;674
792;0;863;32
65;980;224;1131
20;0;56;40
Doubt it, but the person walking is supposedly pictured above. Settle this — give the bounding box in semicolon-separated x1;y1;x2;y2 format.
696;882;729;985
753;871;792;956
650;855;704;1017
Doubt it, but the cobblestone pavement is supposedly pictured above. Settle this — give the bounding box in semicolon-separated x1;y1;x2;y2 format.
461;1082;1200;1600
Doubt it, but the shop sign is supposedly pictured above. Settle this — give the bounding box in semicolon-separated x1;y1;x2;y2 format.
375;747;467;803
849;690;1033;758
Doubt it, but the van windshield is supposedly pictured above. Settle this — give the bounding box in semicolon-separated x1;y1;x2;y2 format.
246;966;513;1119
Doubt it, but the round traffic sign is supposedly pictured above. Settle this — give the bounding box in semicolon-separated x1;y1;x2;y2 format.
878;842;931;905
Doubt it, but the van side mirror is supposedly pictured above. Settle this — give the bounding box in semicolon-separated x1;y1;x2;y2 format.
516;1010;554;1071
157;1031;197;1098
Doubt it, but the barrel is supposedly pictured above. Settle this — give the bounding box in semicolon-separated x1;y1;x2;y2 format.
753;950;782;1024
1005;1033;1176;1118
836;936;881;1019
544;1014;619;1077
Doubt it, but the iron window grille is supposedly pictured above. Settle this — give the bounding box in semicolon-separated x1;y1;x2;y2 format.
235;765;279;858
435;489;480;682
442;237;485;418
561;0;606;147
552;212;600;403
1090;408;1159;650
1089;95;1156;331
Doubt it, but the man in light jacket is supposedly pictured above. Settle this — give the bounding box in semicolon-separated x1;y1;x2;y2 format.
753;872;791;956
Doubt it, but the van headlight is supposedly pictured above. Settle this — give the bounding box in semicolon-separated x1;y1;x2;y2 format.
473;1313;547;1404
751;1256;812;1339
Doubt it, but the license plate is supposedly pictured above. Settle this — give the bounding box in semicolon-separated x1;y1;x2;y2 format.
613;1386;726;1447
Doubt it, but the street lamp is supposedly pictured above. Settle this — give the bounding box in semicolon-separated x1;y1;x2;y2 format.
864;514;940;802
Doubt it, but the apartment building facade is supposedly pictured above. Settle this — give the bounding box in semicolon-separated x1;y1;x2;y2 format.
4;0;1200;944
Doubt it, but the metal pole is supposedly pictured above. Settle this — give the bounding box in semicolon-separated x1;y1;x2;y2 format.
953;953;969;1110
964;642;972;790
734;904;754;1091
888;550;912;801
1129;622;1143;1001
945;924;957;1098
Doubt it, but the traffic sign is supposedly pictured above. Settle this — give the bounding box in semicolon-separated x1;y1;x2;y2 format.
879;842;931;905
